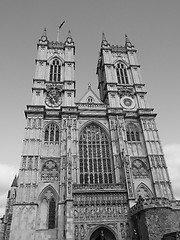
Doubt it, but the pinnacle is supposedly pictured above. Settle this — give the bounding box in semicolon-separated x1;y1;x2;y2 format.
102;32;106;42
11;175;18;187
42;28;47;37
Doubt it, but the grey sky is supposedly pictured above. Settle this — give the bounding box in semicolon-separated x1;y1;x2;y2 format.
0;0;180;215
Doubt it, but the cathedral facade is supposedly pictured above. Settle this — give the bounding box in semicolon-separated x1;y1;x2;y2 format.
1;30;180;240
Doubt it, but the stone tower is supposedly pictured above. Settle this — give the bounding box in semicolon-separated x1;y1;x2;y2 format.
4;30;178;240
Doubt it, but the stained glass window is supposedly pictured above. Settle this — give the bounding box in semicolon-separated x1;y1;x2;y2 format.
44;123;60;144
49;59;61;82
126;123;140;142
79;123;114;184
116;63;129;84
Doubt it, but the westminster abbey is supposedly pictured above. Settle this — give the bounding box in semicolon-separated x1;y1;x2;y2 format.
1;29;180;240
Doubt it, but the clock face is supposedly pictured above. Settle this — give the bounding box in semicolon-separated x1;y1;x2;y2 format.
120;96;135;109
45;89;62;107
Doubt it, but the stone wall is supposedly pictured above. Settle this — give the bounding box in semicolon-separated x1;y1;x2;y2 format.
131;198;180;240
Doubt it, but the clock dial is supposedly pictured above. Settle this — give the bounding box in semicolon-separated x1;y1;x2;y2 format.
45;89;62;107
120;96;135;109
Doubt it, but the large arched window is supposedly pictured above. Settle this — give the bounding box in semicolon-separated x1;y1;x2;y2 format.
116;62;129;84
44;123;60;144
79;123;114;184
49;59;61;82
126;123;140;142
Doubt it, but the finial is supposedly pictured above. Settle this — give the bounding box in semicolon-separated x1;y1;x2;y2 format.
42;28;47;37
11;175;18;187
68;30;71;38
88;83;91;89
57;21;65;42
125;34;131;43
125;34;133;48
102;32;106;41
101;32;109;47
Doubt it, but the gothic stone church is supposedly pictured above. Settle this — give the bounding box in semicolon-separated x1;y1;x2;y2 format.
1;30;180;240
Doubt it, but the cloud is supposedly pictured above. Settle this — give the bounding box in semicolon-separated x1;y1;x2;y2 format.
0;164;18;217
163;144;180;199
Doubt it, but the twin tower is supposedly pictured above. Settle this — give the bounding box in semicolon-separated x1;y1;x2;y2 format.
2;29;180;240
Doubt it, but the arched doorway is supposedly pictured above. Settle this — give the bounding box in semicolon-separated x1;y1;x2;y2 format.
90;227;116;240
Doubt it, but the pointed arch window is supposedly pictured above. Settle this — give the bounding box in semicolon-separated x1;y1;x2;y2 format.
49;59;61;82
38;189;57;230
126;123;140;142
79;123;114;184
44;123;60;144
116;63;129;84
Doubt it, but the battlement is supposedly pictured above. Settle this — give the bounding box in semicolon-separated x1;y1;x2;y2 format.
130;197;180;216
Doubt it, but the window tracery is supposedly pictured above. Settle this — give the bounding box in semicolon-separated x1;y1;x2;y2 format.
44;123;60;144
132;159;148;178
41;160;59;181
136;183;153;200
79;123;114;184
116;63;129;84
126;123;140;142
49;59;61;82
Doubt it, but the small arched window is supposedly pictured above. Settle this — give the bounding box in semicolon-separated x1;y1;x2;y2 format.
44;123;60;144
87;96;94;103
49;59;61;82
116;63;129;84
126;123;140;142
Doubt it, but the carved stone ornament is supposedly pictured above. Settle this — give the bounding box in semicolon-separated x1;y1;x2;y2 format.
45;84;62;108
118;86;134;98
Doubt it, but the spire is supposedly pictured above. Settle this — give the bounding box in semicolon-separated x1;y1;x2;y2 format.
101;32;110;48
102;32;106;42
125;34;133;48
42;28;47;37
11;175;18;188
40;28;48;42
68;30;71;38
65;29;74;45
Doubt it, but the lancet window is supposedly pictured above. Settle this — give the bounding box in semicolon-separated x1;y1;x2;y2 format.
48;197;56;229
38;189;57;230
44;123;60;144
116;63;129;84
126;123;140;142
49;59;61;82
79;123;114;184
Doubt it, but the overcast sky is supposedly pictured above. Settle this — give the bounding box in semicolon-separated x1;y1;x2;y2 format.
0;0;180;216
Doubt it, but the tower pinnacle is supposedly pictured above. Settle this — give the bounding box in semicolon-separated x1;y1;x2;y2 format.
125;34;133;48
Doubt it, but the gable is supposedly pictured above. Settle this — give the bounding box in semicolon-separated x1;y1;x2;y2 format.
78;85;103;104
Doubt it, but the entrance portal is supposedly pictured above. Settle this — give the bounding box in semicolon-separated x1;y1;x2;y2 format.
90;227;116;240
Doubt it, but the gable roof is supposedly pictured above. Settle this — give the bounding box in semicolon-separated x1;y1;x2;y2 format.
78;84;103;104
